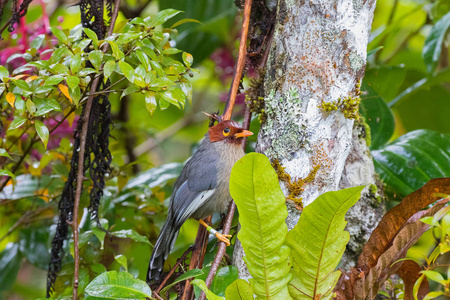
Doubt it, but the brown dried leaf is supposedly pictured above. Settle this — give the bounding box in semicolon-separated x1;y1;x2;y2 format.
358;178;450;269
396;260;429;300
334;198;449;300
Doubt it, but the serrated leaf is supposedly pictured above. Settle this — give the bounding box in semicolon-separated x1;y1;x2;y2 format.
230;153;293;299
45;75;64;86
119;61;135;83
144;93;157;117
50;27;68;44
66;76;80;90
423;11;450;74
6;92;15;107
286;186;364;300
103;60;116;80
8;117;27;131
147;9;183;27
35;120;49;149
83;28;99;47
85;271;152;299
182;52;193;68
70;53;82;73
372;130;450;197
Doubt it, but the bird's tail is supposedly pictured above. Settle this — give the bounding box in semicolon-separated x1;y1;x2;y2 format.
147;220;180;283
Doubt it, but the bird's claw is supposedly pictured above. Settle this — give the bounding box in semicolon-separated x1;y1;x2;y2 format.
215;232;232;246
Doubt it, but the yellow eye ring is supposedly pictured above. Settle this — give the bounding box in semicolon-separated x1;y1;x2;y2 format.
223;127;230;136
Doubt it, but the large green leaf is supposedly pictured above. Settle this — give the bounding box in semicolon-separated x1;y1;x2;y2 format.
372;129;450;197
359;82;395;149
423;11;450;74
225;279;253;300
285;186;364;300
0;243;22;292
85;271;152;299
159;0;236;64
230;153;292;300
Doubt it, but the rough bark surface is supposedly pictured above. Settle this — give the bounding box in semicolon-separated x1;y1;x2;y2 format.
233;0;384;277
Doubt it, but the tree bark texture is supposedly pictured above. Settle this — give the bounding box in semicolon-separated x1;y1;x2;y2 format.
233;0;385;278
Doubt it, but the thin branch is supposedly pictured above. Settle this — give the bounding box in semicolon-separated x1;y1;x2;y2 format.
182;216;211;300
72;0;121;298
153;245;194;296
222;0;253;121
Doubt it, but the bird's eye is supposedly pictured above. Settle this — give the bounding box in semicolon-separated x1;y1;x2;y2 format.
223;127;230;136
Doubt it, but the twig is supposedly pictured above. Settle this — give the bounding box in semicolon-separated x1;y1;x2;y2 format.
222;0;253;121
72;1;121;298
182;216;211;300
153;245;194;296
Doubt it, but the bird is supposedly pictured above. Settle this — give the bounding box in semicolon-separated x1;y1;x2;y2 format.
147;119;253;283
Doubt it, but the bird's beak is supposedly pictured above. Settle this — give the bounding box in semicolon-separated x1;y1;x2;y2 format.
234;130;253;138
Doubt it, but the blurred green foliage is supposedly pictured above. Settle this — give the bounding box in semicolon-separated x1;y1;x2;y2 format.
0;0;449;299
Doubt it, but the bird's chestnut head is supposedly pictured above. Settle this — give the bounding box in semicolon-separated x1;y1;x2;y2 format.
208;120;253;144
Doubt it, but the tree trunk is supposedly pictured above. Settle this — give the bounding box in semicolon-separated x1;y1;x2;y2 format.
234;0;384;278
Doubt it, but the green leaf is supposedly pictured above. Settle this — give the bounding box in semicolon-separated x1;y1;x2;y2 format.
78;68;97;77
148;9;183;27
159;98;170;110
367;46;383;57
50;27;68;44
45;75;64;86
14;79;31;91
160;91;180;108
114;255;128;272
285;186;364;300
162;48;183;55
372;129;450;197
135;50;150;72
159;269;204;296
89;50;103;70
413;274;425;300
0;244;22;292
230;153;293;299
66;76;80;90
0;149;11;159
225;279;253;300
34;98;61;116
0;169;15;179
0;65;9;80
149;61;164;77
110;229;152;245
85;271;152;299
121;85;140;99
421;270;445;284
7;117;27;131
170;18;202;29
144;93;157;117
51;63;69;74
119;61;135;83
26;99;37;114
149;77;173;88
208;266;239;297
90;263;107;274
108;41;124;60
423;11;450;74
191;279;225;300
70;53;82;73
359;82;395;149
104;60;116;80
83;28;99;48
35;120;49;149
30;34;45;49
51;47;69;63
182;52;193;68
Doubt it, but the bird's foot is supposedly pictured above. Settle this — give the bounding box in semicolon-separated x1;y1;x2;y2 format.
215;232;232;246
